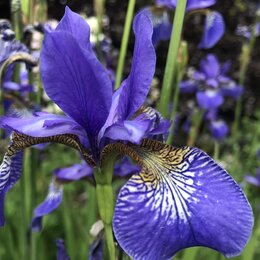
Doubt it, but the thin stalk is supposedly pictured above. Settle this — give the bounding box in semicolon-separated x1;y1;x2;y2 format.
115;0;136;89
63;191;76;259
181;247;199;260
233;13;259;135
167;76;179;145
20;149;31;260
94;0;105;36
214;141;220;161
187;110;204;146
95;177;115;259
39;0;47;22
167;41;188;144
85;182;98;257
30;149;38;260
28;0;34;24
11;0;22;40
157;0;187;118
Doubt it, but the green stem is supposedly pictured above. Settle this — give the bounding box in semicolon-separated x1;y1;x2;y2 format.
187;110;204;146
30;149;38;260
94;0;105;36
96;182;115;259
63;191;76;259
214;141;220;161
167;41;188;144
157;0;187;118
11;0;22;40
233;13;259;135
29;0;34;23
94;152;117;260
20;149;31;260
115;0;136;89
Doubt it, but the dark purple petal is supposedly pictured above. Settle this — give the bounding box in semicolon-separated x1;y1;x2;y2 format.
114;157;141;177
220;61;231;75
196;90;223;110
257;149;260;160
200;54;220;79
40;30;112;150
103;118;152;144
117;10;156;120
54;162;93;181
139;107;171;141
56;239;70;260
0;194;6;226
155;0;176;9
144;7;172;47
209;120;229;140
199;11;225;49
113;148;253;259
0;152;23;226
0;112;88;141
147;119;171;141
179;80;198;93
98;89;122;144
88;234;103;260
56;7;91;51
31;180;63;232
186;0;216;11
156;0;216;11
221;83;243;100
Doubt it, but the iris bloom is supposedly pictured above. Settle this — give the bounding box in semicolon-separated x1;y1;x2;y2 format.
150;0;224;48
0;7;253;259
31;157;140;231
180;54;243;110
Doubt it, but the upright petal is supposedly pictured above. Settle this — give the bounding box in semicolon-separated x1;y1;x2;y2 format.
199;11;225;49
117;10;156;120
144;7;172;47
56;7;91;51
200;54;220;78
112;139;253;259
40;30;112;150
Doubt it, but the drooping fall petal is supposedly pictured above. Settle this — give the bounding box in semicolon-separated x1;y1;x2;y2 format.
109;139;253;259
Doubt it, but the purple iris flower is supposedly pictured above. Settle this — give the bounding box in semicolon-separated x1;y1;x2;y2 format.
0;8;253;259
236;23;260;39
154;0;224;48
180;54;243;110
31;157;140;231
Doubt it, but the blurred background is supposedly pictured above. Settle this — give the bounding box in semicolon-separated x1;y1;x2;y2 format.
0;0;260;259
